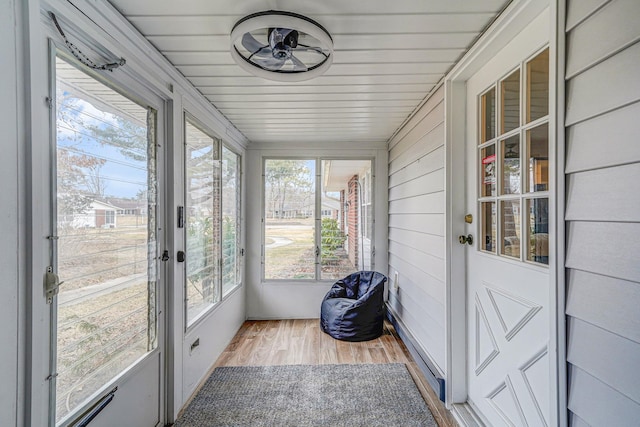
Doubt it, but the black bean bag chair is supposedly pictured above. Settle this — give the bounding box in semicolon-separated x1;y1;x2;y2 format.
320;271;388;342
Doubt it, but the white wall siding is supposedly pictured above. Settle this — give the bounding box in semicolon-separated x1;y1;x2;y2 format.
387;86;446;373
565;0;640;424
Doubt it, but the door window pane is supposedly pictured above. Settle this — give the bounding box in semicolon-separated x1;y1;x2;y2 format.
481;88;496;143
481;144;497;197
527;123;549;192
264;159;315;279
481;202;497;253
185;120;220;325
222;146;240;295
526;49;549;123
500;69;520;134
500;200;521;258
501;135;520;195
526;198;549;264
55;57;156;422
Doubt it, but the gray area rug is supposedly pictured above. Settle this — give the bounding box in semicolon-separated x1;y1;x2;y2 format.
173;363;436;427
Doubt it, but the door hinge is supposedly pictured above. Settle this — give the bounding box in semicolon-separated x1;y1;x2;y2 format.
45;266;63;304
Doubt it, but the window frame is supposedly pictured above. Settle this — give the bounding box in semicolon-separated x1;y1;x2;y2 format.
221;144;242;296
183;113;222;329
261;156;375;282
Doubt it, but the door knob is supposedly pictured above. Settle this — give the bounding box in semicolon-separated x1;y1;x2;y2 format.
458;234;473;245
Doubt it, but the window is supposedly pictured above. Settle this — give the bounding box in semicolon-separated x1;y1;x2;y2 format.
184;119;242;325
478;48;549;265
185;118;220;325
263;158;373;280
222;146;241;295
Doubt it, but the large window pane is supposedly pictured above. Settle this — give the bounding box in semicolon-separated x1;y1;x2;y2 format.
481;88;496;143
481;202;497;253
527;123;549;192
55;57;156;422
526;49;549;123
501;135;520;195
481;144;496;197
264;159;315;279
500;69;520;134
222;146;240;294
527;198;549;265
320;160;372;280
500;199;521;259
185;120;220;325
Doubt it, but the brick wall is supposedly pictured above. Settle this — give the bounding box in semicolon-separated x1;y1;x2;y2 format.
347;175;359;268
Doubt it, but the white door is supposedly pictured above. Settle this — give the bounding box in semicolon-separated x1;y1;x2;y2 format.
49;54;164;426
462;10;552;427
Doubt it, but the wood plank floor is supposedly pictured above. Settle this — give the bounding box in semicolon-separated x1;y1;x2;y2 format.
206;319;458;427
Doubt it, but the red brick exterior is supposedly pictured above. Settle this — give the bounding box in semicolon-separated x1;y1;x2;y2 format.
347;175;359;269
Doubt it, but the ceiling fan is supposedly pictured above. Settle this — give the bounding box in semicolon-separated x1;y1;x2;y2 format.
230;10;334;82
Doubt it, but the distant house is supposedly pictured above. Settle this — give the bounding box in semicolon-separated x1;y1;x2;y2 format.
103;197;147;216
71;199;118;229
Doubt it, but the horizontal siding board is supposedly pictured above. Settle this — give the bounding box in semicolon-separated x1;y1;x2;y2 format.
389;240;445;282
389;86;444;150
566;163;640;221
388;254;445;303
388;214;445;237
566;0;611;31
566;222;640;283
565;41;640;125
389;227;445;259
386;271;445;330
388;169;444;201
568;365;640;426
387;277;445;332
566;269;640;344
389;101;445;162
388;191;444;215
567;317;640;403
389;123;445;175
566;101;640;173
389;146;445;189
566;0;640;77
387;82;446;377
387;292;445;370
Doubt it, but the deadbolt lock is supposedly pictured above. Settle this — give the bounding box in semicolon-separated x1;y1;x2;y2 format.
458;234;473;245
465;214;473;224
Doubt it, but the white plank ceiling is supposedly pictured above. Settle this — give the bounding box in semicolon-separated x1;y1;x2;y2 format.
107;0;510;145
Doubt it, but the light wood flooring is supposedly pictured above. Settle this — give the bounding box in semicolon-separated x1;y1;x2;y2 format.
208;319;458;427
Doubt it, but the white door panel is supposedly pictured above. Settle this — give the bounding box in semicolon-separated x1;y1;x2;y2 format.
463;8;551;427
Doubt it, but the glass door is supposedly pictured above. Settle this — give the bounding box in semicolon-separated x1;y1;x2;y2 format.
52;55;159;424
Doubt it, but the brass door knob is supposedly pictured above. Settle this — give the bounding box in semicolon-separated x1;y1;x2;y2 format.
458;234;473;245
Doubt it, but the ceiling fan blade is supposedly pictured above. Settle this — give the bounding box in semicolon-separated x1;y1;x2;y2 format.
290;54;308;71
241;32;266;54
250;45;273;59
292;45;326;56
253;56;286;70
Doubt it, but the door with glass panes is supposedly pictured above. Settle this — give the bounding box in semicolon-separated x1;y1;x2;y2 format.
462;13;553;427
50;54;164;426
